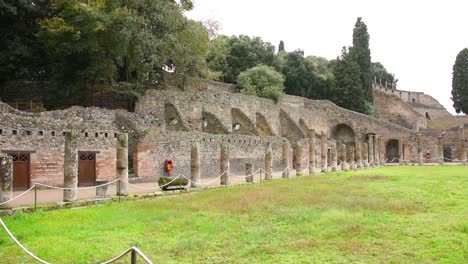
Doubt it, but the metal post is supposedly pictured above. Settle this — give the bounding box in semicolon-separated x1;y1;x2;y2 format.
180;176;182;194
34;186;37;211
260;170;263;183
131;248;137;264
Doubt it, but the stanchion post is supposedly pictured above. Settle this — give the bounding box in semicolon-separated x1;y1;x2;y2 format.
34;185;37;211
131;248;137;264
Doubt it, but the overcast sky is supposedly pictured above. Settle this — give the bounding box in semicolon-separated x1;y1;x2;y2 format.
187;0;468;115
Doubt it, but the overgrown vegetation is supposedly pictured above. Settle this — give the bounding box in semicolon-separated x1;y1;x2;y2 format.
237;65;285;102
1;166;466;263
1;2;397;114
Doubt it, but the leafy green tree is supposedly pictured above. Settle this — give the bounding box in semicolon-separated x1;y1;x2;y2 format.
278;40;285;52
371;62;397;88
452;48;468;114
207;35;275;83
274;51;332;100
332;47;368;114
237;65;285;102
349;17;373;102
0;0;50;85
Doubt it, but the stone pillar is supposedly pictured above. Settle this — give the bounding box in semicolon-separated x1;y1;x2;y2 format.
398;139;404;165
191;142;201;188
356;142;362;168
320;132;327;172
437;136;444;165
220;143;230;185
368;135;374;167
331;142;338;172
373;135;379;166
116;133;129;196
459;128;466;165
282;141;290;178
295;142;304;176
340;144;349;171
349;146;356;170
63;131;79;202
416;133;423;165
378;137;385;165
0;154;13;208
265;142;273;180
309;130;316;175
362;143;369;168
246;163;254;183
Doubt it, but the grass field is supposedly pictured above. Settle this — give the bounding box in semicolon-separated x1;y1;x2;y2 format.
0;166;467;263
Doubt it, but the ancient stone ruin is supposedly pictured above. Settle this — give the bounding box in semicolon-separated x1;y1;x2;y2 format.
0;78;467;199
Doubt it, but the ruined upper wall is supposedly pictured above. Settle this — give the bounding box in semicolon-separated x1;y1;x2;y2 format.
374;90;426;130
135;88;413;143
373;83;452;120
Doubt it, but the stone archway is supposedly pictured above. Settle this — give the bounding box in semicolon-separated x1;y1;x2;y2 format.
331;124;355;146
386;139;399;163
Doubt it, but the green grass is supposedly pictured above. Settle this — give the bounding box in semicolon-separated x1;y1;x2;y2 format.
1;166;467;263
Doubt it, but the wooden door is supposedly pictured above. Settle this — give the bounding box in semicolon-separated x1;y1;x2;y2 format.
78;152;96;186
10;153;30;191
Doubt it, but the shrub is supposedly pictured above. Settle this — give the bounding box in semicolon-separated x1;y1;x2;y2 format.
237;65;285;102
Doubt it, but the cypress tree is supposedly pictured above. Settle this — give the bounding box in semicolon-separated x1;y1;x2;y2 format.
332;47;367;114
278;40;285;52
452;48;468;114
350;17;372;103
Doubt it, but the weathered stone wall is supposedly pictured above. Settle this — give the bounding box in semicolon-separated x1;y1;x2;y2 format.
373;83;452;121
0;102;160;185
374;90;426;130
134;131;287;179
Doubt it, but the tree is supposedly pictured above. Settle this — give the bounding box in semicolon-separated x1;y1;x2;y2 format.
278;40;285;53
332;47;369;114
452;48;468;114
206;35;275;83
0;0;50;85
349;17;372;102
371;62;397;88
237;65;285;102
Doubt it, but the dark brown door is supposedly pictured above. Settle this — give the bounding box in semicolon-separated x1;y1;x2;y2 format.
10;153;30;191
78;152;96;186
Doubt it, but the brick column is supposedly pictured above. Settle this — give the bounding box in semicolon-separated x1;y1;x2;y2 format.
0;154;13;209
373;135;378;166
63;131;79;202
416;133;423;165
340;144;349;171
191;142;201;188
220;143;230;185
331;142;338;172
282;141;290;178
368;135;374;167
363;143;369;168
320;132;327;172
437;136;444;165
399;139;404;165
265;142;273;180
349;146;356;170
295;142;304;176
116;133;129;196
355;142;362;169
246;163;254;183
309;130;316;175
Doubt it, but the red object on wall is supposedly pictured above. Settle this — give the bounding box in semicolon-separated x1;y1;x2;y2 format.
425;152;431;159
165;160;173;176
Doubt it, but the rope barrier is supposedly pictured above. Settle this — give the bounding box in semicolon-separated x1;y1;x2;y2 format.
228;168;263;178
1;216;153;264
0;186;36;206
35;179;120;190
0;217;50;264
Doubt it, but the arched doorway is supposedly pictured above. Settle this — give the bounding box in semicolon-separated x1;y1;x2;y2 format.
331;124;355;146
386;139;399;163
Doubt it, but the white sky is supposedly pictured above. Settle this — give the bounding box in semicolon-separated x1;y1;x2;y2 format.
186;0;468;115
